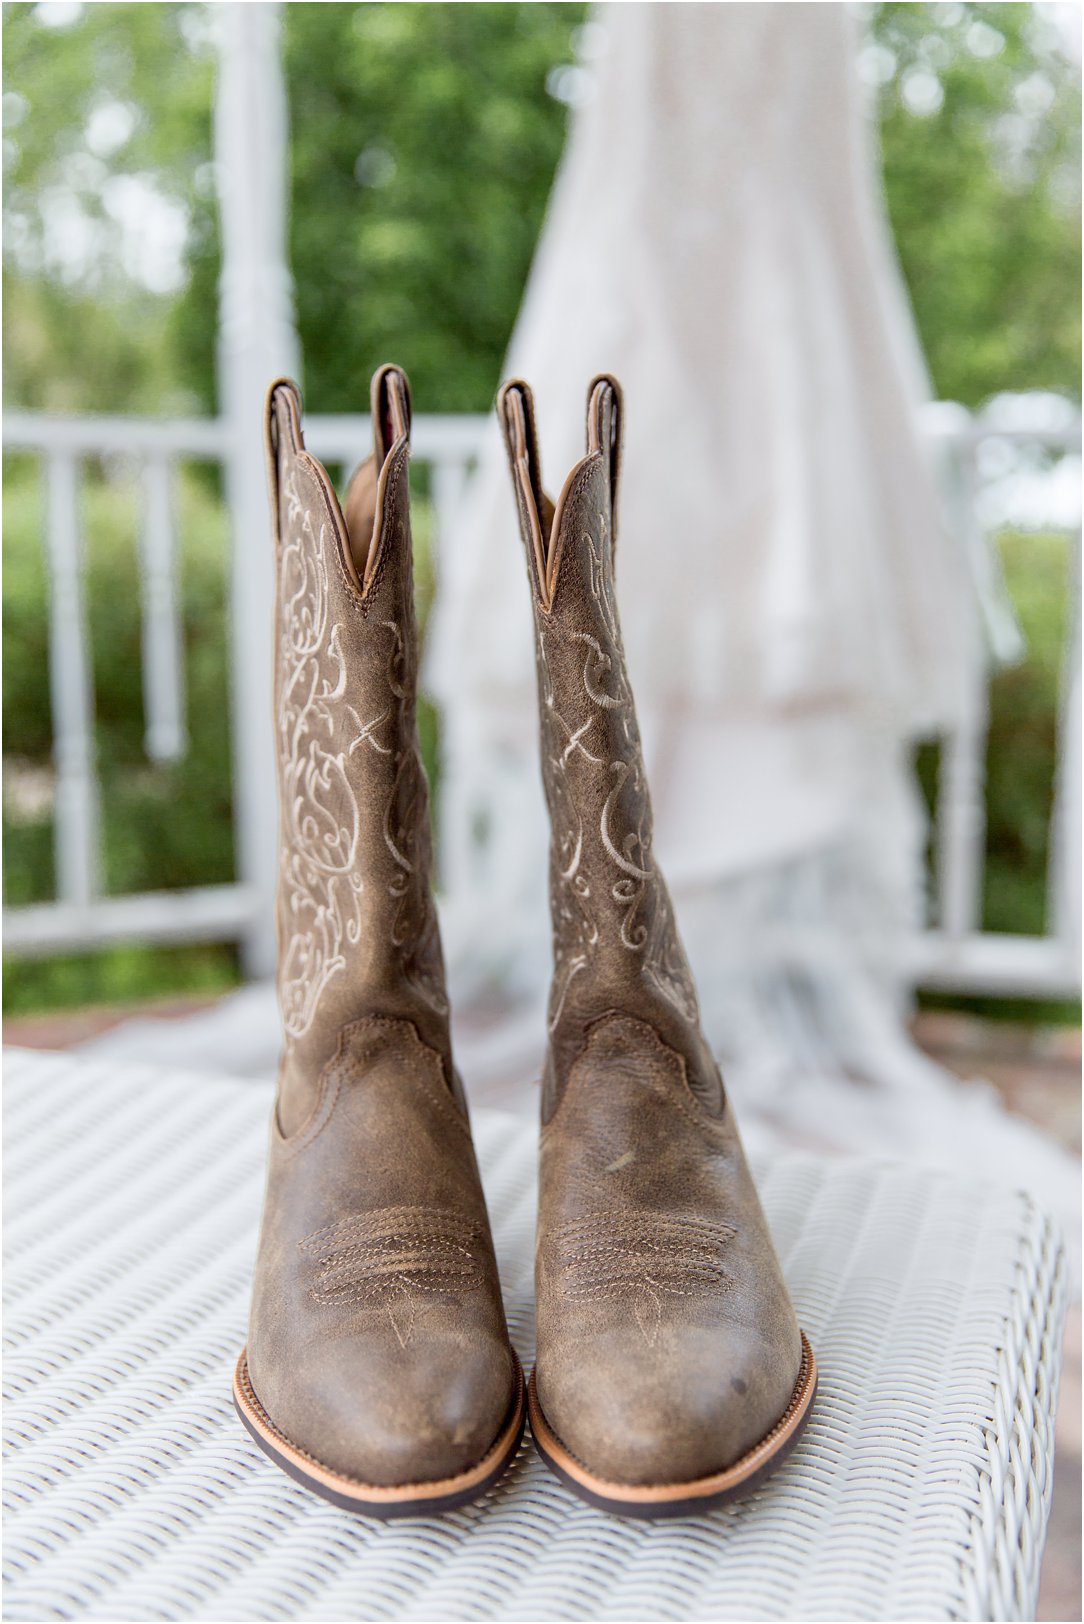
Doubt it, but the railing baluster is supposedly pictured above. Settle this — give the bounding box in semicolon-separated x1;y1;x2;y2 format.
138;454;188;763
215;0;301;980
938;711;989;940
935;438;990;941
44;452;100;910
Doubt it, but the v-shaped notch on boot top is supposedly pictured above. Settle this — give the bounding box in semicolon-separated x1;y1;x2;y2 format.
500;374;621;613
341;363;412;591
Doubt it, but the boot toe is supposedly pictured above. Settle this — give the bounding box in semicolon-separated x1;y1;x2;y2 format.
537;1322;802;1488
253;1331;516;1489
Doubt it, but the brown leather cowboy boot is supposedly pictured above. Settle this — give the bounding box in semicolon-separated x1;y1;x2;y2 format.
234;366;525;1516
498;374;816;1517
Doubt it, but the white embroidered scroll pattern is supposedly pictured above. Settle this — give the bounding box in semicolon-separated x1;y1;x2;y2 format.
538;620;598;1032
277;487;446;1036
539;514;700;1028
277;475;368;1038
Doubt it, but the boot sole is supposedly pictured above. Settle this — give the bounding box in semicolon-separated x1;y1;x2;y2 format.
233;1346;526;1517
528;1329;817;1518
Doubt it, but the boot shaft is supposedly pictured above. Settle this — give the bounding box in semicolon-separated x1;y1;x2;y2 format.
266;371;448;1118
499;377;718;1112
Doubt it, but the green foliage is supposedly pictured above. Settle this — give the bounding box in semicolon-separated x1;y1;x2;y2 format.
2;0;219;413
3;461;238;1007
984;529;1070;935
871;2;1081;405
2;0;579;415
285;2;581;410
914;530;1069;942
2;942;238;1017
2;456;49;761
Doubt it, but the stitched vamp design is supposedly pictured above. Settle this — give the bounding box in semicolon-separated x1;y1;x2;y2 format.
299;1206;487;1344
551;1212;736;1346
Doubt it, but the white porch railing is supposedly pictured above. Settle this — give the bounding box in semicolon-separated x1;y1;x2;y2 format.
2;406;1080;1000
0;410;480;970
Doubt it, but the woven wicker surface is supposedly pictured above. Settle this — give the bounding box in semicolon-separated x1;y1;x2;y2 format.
3;1047;1066;1622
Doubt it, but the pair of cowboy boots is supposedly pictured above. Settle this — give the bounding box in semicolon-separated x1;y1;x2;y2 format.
233;364;816;1519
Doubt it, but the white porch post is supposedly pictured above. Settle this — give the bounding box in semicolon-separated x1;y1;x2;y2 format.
214;1;300;978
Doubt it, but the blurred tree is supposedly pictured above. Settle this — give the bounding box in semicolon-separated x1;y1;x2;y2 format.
870;1;1081;404
1;0;580;414
285;2;582;411
2;0;219;413
3;2;1079;413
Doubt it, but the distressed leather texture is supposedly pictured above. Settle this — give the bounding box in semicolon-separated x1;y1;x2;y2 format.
499;375;803;1486
246;369;515;1488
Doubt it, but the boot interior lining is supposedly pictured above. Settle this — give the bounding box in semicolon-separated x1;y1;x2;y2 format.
343;457;378;578
342;370;410;581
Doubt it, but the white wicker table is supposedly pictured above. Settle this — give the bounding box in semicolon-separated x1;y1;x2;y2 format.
3;1048;1066;1623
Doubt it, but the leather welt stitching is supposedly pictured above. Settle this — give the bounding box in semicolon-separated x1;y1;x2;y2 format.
561;1280;734;1306
552;1214;736;1246
309;1276;480;1301
552;1014;725;1135
280;1018;469;1155
562;1250;728;1276
299;1207;487;1339
330;1016;468;1136
316;1238;476;1264
276;1071;342;1162
300;1206;483;1253
551;1215;737;1305
554;1212;735;1240
358;453;407;605
558;1264;734;1296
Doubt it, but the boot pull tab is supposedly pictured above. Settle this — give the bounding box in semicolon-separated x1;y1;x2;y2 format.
264;377;304;551
499;379;555;607
371;363;412;468
586;374;622;547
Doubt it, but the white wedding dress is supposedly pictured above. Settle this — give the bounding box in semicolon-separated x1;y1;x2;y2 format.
420;2;1080;1249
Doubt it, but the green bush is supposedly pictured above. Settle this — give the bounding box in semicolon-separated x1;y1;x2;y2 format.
984;529;1070;937
3;459;239;1011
